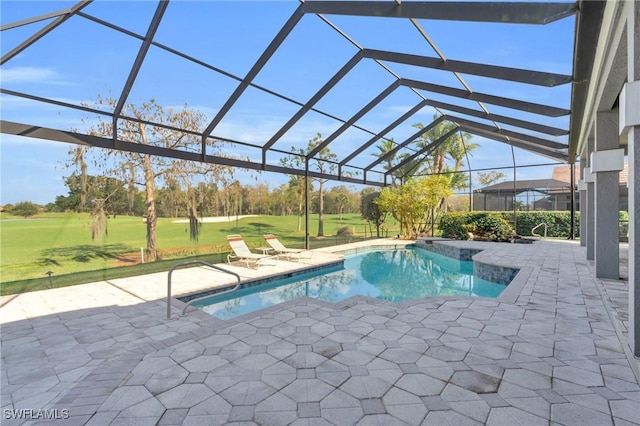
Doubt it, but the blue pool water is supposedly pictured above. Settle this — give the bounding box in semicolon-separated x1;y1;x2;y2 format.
192;246;506;320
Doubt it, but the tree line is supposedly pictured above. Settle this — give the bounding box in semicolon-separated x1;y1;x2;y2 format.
49;175;364;221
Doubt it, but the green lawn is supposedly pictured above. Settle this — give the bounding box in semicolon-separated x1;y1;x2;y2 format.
0;212;398;294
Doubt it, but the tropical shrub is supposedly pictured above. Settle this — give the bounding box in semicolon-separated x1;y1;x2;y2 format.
468;214;513;241
439;212;514;242
619;210;629;237
439;213;469;240
336;225;353;238
376;176;451;239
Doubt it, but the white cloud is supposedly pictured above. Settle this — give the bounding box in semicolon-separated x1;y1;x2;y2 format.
387;105;413;114
0;66;68;85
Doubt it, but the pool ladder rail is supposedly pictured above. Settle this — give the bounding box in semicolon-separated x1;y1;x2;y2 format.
167;260;241;319
531;222;548;239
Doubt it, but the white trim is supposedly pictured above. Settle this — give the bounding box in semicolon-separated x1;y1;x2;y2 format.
577;180;587;191
583;167;595;183
620;81;640;134
590;149;625;173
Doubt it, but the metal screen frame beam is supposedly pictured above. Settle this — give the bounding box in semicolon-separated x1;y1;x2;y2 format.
0;1;583;184
445;115;568;150
462;127;569;162
1;120;382;187
363;49;572;87
261;51;363;160
0;88;269;152
401;78;570;117
76;11;380;145
422;98;568;136
202;4;306;140
458;124;568;161
385;126;459;177
413;161;564;177
112;0;168;143
365;115;446;172
306;80;401;159
340;99;430;166
1;0;92;65
1;88;115;119
1;7;74;31
302;1;577;25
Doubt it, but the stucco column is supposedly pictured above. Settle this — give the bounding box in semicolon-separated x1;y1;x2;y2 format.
628;99;640;357
622;1;640;357
593;110;621;279
585;137;595;261
579;159;587;247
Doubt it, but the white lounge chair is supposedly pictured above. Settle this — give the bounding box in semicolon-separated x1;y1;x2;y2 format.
227;235;277;268
263;234;312;261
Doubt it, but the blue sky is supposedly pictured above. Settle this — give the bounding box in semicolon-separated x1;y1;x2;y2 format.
0;1;576;205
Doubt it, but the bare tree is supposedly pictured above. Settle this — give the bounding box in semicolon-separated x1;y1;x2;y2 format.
70;97;231;261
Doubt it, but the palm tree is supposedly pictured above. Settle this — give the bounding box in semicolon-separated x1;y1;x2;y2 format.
394;116;476;233
374;139;398;172
412;116;477;209
413;116;476;176
373;138;404;185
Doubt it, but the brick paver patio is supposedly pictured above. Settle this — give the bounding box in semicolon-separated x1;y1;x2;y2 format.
1;239;639;425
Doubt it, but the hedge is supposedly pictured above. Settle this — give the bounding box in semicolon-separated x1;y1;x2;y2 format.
498;211;580;238
439;211;581;239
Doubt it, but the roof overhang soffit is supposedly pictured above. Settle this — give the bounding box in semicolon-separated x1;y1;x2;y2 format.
568;0;607;162
302;1;578;24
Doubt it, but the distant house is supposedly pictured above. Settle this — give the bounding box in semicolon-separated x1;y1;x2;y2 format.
473;164;628;212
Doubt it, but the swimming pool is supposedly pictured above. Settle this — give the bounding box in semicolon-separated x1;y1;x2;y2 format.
191;246;507;320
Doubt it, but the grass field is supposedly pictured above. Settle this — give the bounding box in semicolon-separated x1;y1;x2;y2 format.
0;212;399;294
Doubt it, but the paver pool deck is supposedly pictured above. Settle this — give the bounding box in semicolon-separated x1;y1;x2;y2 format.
1;239;639;425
